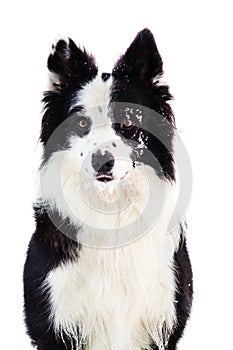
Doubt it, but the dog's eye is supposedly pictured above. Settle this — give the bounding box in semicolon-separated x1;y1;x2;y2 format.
123;119;133;128
76;117;89;129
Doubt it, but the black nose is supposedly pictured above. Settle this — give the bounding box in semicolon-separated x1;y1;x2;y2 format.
92;150;115;173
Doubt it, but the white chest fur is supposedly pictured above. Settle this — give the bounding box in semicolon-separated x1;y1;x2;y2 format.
45;227;180;350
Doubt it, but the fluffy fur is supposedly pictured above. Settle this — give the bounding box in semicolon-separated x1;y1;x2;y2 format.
24;29;193;350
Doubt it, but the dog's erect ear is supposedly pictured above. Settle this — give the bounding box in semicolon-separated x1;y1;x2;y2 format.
112;28;163;83
47;38;98;91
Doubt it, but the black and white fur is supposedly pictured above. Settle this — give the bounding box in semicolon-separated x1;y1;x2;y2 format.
24;29;193;350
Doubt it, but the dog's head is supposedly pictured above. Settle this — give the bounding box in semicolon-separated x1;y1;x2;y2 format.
39;29;177;247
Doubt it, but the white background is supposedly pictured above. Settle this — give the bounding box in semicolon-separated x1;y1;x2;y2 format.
0;1;233;348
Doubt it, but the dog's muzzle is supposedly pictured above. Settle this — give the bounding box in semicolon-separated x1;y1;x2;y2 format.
92;150;114;182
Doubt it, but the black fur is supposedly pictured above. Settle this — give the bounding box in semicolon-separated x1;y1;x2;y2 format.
24;29;193;349
24;208;80;349
111;29;175;181
41;39;98;148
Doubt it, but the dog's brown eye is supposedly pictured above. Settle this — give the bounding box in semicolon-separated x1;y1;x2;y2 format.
77;118;88;129
123;119;133;128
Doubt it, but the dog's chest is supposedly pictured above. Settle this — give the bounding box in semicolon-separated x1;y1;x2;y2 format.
46;232;177;350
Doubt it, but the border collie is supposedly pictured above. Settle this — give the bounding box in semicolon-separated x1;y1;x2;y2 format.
23;29;193;350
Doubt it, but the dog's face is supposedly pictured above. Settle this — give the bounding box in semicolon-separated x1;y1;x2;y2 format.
39;29;177;247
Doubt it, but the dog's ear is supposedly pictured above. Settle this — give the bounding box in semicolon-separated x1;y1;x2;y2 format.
112;28;163;83
47;38;98;91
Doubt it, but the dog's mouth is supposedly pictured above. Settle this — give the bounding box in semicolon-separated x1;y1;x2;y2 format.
96;171;129;183
96;172;113;183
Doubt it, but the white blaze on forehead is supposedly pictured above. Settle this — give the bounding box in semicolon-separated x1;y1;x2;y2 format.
71;75;113;125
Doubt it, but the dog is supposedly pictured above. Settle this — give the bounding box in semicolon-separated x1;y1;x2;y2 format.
23;28;193;350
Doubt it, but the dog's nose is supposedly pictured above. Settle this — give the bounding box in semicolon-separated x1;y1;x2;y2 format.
92;150;115;173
